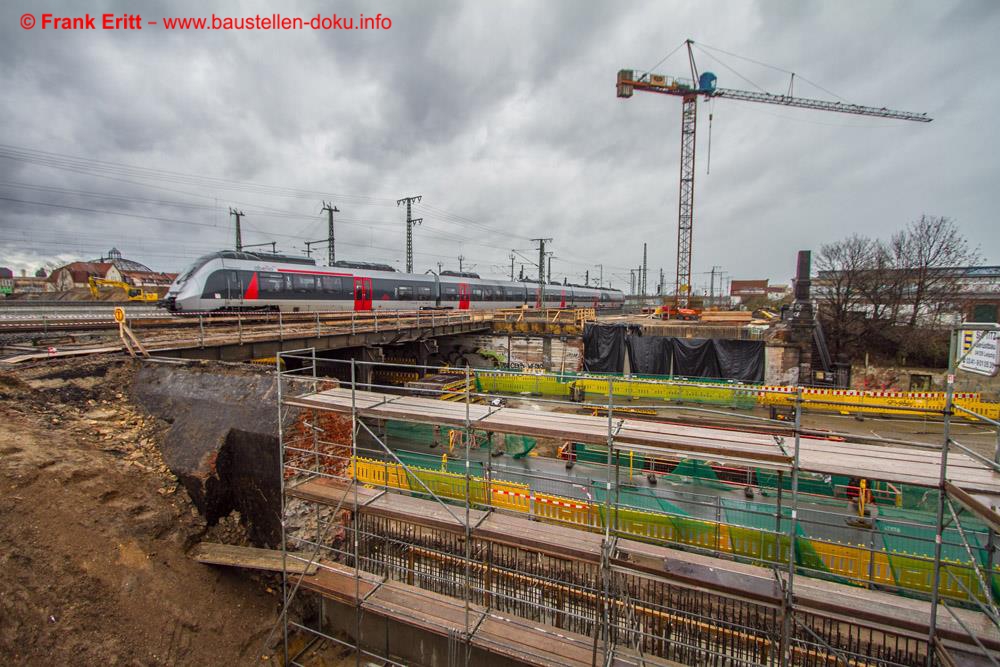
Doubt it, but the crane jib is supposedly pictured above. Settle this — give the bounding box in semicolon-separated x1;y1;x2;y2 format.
713;87;932;122
618;77;930;123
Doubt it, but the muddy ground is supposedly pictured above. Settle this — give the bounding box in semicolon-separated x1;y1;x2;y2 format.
0;357;293;665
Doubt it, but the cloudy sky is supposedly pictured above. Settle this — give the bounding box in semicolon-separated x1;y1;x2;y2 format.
1;0;997;293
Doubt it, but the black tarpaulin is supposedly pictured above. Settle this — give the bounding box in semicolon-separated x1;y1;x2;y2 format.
670;338;721;378
583;323;626;372
625;334;671;375
713;339;765;383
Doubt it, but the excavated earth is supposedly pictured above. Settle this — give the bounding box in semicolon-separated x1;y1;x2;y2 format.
0;356;345;665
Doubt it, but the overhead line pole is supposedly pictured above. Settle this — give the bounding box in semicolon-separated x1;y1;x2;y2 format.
321;201;340;265
397;195;423;273
531;238;552;308
229;207;245;252
642;242;648;296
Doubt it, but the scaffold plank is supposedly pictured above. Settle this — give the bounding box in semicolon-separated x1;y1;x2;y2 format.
286;387;792;464
189;542;320;575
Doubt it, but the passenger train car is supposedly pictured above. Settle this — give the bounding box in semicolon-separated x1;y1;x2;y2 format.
163;251;625;313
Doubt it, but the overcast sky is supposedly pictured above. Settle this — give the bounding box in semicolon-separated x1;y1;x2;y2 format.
1;0;997;293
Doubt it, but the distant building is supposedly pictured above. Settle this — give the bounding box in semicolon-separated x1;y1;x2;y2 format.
0;268;12;297
34;267;47;278
0;267;12;279
86;248;175;287
814;265;1000;324
119;270;177;288
729;280;768;304
957;266;1000;322
48;262;122;291
48;247;178;292
12;276;50;295
767;284;791;301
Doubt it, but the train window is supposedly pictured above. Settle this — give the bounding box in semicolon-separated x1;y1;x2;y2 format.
293;274;316;292
472;288;483;299
320;276;342;293
260;272;283;294
443;286;457;301
418;286;432;299
397;285;412;300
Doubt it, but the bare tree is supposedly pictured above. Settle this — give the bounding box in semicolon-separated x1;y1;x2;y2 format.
815;235;876;355
814;215;981;365
894;215;981;327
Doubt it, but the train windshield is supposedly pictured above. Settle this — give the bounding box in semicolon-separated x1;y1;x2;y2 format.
174;253;216;286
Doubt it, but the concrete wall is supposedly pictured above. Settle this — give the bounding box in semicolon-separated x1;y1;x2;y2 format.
852;362;1000;399
765;344;800;385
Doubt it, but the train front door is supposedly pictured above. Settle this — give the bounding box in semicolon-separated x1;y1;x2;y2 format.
353;277;372;311
458;283;471;310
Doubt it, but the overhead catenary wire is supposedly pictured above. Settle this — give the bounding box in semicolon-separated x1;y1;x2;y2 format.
0;142;636;282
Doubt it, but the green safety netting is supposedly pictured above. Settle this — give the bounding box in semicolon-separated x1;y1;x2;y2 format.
664;459;733;491
385;420;537;458
474;368;759;408
876;505;999;602
754;468;849;498
592;483;689;516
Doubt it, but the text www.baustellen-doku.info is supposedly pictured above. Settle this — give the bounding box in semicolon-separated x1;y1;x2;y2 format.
19;12;392;31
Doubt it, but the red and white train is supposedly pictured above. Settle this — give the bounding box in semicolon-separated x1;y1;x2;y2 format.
163;251;625;313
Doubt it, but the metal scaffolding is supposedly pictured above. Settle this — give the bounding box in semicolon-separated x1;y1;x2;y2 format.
273;323;999;666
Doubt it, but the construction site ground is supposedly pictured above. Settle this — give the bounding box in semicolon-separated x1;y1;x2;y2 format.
0;358;292;665
1;354;996;665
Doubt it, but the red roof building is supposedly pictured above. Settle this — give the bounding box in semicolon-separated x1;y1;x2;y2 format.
48;262;121;291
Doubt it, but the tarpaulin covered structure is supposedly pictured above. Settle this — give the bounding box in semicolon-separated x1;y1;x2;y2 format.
584;324;765;382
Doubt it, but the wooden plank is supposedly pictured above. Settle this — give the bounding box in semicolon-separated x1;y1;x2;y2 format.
363;492;478;530
299;561;381;604
190;542;319;575
286;477;380;507
475;614;597;666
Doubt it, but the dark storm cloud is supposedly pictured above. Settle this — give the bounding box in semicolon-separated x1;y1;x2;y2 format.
0;0;997;293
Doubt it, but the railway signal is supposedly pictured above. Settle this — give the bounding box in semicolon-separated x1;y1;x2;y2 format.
617;40;931;307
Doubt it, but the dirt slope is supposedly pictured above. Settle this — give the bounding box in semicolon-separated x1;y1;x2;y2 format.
0;360;280;665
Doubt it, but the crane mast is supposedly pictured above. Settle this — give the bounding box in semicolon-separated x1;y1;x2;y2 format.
617;40;931;307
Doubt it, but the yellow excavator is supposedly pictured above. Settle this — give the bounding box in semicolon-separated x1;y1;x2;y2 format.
88;277;160;302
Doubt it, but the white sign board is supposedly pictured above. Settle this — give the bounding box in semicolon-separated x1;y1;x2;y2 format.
958;330;999;376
